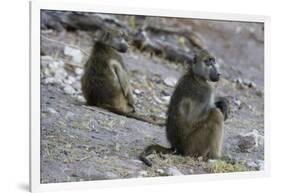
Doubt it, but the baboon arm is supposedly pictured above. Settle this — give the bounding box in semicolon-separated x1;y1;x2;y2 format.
179;99;203;136
214;96;229;121
113;64;135;106
180;98;196;124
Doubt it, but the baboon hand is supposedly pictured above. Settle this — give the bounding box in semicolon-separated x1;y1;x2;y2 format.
215;97;229;121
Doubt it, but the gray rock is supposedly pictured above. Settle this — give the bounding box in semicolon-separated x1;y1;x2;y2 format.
243;79;256;88
75;95;85;103
45;107;58;114
138;170;148;177
104;172;118;179
246;161;258;169
63;85;76;95
48;60;64;71
64;46;83;64
161;96;171;104
208;159;217;164
54;68;68;80
189;169;194;174
133;89;142;95
256;160;264;170
41;55;54;69
234;98;242;108
164;167;183;176
164;77;177;87
75;68;83;76
237;130;262;152
130;160;143;164
72;82;81;91
156;169;165;175
65;112;75;119
43;77;58;85
63;76;75;85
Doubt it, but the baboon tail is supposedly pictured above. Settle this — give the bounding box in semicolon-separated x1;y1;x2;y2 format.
139;144;175;167
107;107;166;126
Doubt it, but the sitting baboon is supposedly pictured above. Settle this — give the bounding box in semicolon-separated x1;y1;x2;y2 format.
81;28;134;112
140;49;229;166
81;28;164;126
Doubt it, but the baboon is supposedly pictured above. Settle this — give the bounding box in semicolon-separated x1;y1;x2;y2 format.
140;49;229;166
81;28;164;126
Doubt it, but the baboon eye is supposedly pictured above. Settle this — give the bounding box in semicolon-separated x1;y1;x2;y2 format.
121;32;128;40
204;59;211;66
103;31;110;40
205;58;215;66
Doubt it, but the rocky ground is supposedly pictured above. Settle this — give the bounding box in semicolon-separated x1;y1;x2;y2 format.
40;12;264;183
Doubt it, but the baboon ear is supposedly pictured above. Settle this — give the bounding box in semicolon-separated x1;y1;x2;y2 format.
122;31;129;41
193;54;197;64
95;30;105;41
103;31;110;40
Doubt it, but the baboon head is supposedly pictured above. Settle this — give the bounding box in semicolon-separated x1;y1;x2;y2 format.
100;28;129;53
192;49;221;82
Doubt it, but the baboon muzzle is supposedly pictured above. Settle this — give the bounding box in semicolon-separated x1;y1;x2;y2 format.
209;64;220;82
118;42;128;53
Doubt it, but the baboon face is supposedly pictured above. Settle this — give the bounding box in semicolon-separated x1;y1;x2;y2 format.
192;50;221;82
102;29;129;53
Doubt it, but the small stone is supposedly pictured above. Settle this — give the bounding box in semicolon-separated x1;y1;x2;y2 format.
76;95;85;103
246;161;258;169
41;55;54;69
41;55;54;63
197;156;203;162
161;96;171;104
130;160;143;164
115;143;120;151
234;78;245;89
105;172;118;179
208;159;216;164
43;77;57;84
256;160;264;170
133;89;142;95
65;112;75;119
54;68;67;80
164;77;177;87
65;143;72;148
256;89;263;97
156;169;165;174
63;76;76;85
234;78;243;84
237;130;262;152
75;68;83;76
234;98;242;108
237;135;256;152
153;95;164;104
48;61;63;71
243;79;256;88
165;167;183;176
45;107;57;114
64;46;83;64
63;85;76;95
138;170;148;177
72;82;81;91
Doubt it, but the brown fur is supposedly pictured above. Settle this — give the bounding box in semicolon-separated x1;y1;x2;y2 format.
81;39;134;113
140;50;229;166
81;29;165;126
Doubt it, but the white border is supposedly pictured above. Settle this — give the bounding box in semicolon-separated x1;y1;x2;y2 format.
30;0;270;192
